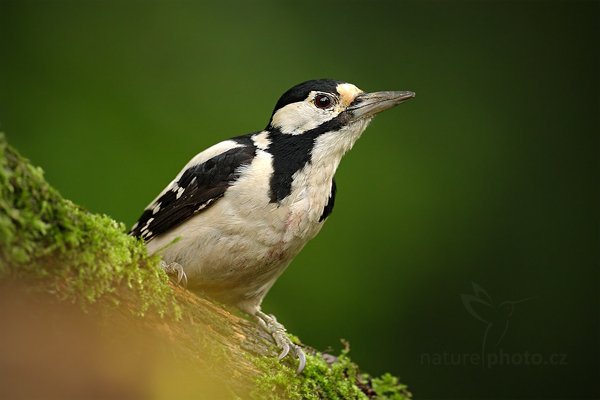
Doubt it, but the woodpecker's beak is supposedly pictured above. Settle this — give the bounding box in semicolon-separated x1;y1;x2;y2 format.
347;91;415;120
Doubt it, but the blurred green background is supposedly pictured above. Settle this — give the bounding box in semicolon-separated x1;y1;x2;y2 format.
1;1;597;398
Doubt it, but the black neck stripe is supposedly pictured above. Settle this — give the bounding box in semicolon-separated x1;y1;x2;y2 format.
267;112;350;203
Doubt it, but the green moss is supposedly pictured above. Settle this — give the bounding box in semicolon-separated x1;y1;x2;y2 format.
0;133;177;316
370;373;411;400
251;343;411;400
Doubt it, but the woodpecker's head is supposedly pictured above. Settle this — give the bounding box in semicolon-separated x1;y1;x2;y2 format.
267;79;414;159
268;79;414;132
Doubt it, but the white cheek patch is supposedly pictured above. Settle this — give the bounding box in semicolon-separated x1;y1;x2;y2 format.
271;101;338;135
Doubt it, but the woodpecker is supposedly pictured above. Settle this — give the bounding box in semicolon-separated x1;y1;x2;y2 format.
130;79;414;372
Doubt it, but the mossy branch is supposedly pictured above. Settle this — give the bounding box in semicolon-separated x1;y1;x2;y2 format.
0;133;411;400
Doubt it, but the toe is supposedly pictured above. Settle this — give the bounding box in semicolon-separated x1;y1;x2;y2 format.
255;311;306;373
160;261;188;287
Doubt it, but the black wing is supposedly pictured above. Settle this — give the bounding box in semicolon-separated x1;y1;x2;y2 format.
130;144;256;242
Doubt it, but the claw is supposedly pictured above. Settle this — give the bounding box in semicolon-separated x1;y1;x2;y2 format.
160;260;188;287
256;310;306;373
295;346;306;374
176;266;188;286
278;342;290;360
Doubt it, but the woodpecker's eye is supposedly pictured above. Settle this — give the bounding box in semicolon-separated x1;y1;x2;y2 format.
314;94;333;109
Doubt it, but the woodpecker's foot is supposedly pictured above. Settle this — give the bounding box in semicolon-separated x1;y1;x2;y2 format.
255;310;306;374
160;260;188;287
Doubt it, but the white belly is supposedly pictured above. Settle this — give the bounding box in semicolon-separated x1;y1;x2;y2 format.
145;150;332;313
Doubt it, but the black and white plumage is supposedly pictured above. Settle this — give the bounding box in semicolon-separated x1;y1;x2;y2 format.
131;143;256;242
130;79;414;372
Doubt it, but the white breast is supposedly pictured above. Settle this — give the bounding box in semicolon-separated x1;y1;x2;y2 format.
145;149;331;312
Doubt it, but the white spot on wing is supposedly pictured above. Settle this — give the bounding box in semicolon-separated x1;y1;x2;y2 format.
196;198;215;212
186;140;243;169
152;203;161;214
176;186;185;199
141;217;155;238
